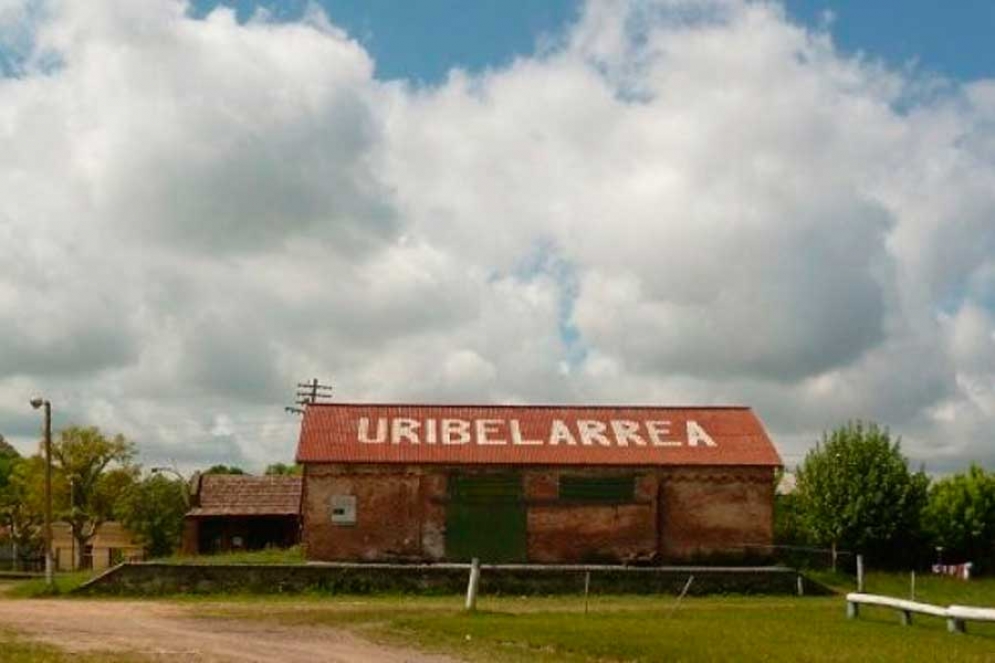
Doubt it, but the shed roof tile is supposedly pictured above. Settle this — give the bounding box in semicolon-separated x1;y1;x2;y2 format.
187;474;302;517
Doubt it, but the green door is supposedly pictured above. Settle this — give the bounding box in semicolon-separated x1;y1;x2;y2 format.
446;473;526;562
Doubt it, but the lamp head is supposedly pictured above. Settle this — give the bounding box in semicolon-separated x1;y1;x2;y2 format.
29;397;45;410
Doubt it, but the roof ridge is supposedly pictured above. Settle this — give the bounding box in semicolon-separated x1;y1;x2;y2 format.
203;474;301;480
305;402;752;410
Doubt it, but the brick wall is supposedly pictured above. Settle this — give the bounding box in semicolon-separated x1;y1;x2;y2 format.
659;466;775;559
526;470;659;563
301;464;775;563
302;464;446;561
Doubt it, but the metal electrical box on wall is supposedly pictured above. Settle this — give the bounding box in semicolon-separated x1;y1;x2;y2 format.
330;495;357;525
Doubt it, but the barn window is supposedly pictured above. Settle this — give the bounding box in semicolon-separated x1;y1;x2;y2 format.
329;495;357;525
558;475;636;503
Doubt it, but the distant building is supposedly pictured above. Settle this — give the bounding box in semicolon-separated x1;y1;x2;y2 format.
295;403;782;564
181;474;302;555
52;521;144;571
776;471;797;495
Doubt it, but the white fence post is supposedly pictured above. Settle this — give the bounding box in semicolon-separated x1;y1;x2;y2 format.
667;575;695;619
465;558;481;612
583;571;591;615
856;555;865;593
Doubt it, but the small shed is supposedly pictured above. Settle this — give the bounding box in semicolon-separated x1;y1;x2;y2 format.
181;474;302;555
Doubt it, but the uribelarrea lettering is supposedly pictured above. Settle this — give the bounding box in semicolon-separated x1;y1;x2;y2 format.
357;417;717;449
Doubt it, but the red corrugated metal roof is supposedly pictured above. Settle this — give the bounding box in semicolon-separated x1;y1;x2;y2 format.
295;403;781;467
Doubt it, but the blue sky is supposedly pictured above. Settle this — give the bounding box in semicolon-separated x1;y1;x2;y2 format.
786;0;995;82
189;0;995;83
191;0;579;83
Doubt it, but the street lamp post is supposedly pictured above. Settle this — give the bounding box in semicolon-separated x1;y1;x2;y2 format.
29;396;53;587
151;466;191;507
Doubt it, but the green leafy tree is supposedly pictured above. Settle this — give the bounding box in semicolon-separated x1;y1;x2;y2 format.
264;462;301;476
923;464;995;571
0;434;19;485
0;455;44;569
0;434;21;502
51;426;138;569
795;421;929;567
204;464;246;475
774;493;808;544
118;474;188;558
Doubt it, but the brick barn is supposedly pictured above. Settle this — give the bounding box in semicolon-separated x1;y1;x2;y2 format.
295;404;781;564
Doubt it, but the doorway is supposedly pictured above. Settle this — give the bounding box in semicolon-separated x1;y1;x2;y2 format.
445;472;526;562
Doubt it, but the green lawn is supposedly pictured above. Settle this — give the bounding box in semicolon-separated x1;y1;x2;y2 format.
151;545;305;565
5;570;995;662
5;571;96;598
859;571;995;607
200;578;995;663
0;630;145;663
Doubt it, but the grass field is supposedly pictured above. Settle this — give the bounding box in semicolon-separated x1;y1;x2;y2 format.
0;629;145;663
5;571;95;598
810;569;995;607
198;573;995;662
4;572;995;661
150;545;305;566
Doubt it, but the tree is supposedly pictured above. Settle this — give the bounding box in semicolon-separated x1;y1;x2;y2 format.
795;421;929;567
117;474;188;558
204;464;246;475
0;455;44;570
264;462;301;476
774;492;809;545
922;464;995;571
0;434;19;492
51;426;138;570
0;434;17;456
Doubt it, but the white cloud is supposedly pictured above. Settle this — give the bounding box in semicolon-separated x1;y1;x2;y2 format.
2;0;995;474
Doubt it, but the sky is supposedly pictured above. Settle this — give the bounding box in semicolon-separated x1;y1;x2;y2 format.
1;0;994;474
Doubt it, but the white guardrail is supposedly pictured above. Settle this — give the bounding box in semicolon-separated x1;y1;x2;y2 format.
847;593;995;633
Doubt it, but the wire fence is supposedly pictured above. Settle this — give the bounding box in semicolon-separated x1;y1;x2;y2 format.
718;543;856;573
0;555;45;573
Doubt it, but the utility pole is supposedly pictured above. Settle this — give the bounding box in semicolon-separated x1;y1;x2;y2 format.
286;378;333;415
69;476;75;572
30;397;53;587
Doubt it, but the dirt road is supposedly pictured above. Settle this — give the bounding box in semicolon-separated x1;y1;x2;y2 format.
0;598;460;662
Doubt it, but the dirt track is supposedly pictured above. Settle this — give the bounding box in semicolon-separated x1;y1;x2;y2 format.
0;598;459;662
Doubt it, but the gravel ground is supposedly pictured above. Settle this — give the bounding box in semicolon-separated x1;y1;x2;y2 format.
0;597;459;662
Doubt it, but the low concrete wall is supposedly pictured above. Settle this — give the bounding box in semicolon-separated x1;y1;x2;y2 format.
75;562;826;596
